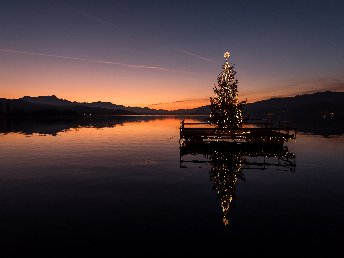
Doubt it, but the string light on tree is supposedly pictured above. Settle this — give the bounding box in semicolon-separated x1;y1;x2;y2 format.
209;51;246;128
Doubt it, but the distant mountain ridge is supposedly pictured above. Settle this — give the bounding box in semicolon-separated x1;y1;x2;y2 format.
1;91;343;120
1;91;343;135
21;95;72;106
1;97;137;116
17;95;205;115
245;91;344;121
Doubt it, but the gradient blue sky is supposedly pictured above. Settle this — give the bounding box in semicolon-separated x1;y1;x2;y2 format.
0;0;343;109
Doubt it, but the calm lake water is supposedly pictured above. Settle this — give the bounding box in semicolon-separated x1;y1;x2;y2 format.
0;116;343;257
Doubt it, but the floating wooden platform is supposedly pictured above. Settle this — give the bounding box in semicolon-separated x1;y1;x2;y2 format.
179;140;296;171
180;120;296;145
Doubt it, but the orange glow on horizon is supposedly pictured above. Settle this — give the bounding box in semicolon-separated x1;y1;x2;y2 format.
1;61;343;110
3;87;341;111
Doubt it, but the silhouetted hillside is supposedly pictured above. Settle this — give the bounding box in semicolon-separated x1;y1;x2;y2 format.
173;91;344;135
19;95;163;114
244;91;344;135
1;91;343;135
0;99;137;117
13;95;209;115
186;91;344;119
2;91;344;121
245;91;344;121
21;95;72;106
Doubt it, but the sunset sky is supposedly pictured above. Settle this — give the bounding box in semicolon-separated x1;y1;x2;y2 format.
0;0;343;110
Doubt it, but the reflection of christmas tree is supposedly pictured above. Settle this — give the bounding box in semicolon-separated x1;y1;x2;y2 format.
180;138;296;226
209;52;246;128
208;149;246;226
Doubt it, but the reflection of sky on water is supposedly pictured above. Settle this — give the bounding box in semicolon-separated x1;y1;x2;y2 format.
0;117;343;256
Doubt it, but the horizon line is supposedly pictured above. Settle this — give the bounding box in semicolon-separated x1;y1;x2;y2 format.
3;90;342;111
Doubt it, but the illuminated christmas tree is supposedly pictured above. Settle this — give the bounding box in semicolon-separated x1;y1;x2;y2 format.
209;52;246;128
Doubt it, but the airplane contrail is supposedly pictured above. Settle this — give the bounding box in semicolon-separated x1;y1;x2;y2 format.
149;97;209;106
0;48;193;74
49;0;118;28
176;49;217;64
78;11;118;28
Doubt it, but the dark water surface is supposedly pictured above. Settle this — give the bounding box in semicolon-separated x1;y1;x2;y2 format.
0;117;343;257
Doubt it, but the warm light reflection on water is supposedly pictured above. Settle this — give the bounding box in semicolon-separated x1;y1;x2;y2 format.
0;116;343;256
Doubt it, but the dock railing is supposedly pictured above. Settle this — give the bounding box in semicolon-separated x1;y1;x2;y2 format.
180;119;297;144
